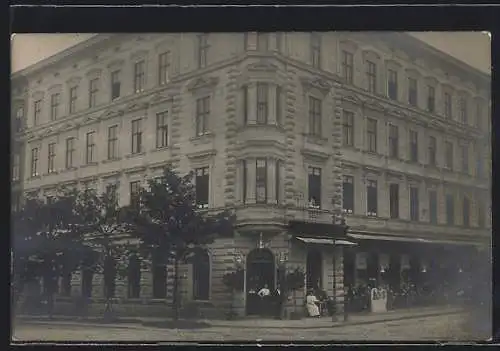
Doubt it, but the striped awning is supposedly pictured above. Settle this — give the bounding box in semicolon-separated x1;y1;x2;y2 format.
296;236;357;246
347;232;484;247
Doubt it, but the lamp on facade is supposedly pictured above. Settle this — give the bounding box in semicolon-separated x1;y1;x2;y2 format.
278;251;288;265
234;251;243;268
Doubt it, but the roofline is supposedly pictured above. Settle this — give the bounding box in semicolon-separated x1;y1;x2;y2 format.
399;32;491;81
11;34;119;80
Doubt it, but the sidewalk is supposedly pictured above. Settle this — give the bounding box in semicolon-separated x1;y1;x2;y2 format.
15;305;465;330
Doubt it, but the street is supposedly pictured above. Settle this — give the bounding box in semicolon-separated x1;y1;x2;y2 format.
12;312;487;342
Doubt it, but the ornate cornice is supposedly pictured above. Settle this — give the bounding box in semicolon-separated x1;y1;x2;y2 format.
300;76;332;97
66;76;82;87
246;60;279;73
107;59;125;71
186;76;219;92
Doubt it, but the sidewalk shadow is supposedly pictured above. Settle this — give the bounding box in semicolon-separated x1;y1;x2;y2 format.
141;320;211;330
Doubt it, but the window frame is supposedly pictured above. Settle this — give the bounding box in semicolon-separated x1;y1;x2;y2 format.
428;136;437;167
131;119;143;154
256;83;269;124
387;69;398;100
255;158;268;204
342;110;354;146
308;166;322;209
409;129;419;162
463;196;470;227
33;99;42;125
342;175;354;214
195;96;210;136
156;111;169;148
446;194;455;225
65;137;75;169
50;93;60;121
460;143;469;174
85;131;96;164
31;147;39;177
47;142;56;173
308;96;322;136
69;86;78;114
444;92;452;119
129;181;141;206
366;60;377;93
107;125;118;160
134;60;146;94
409;186;420;221
310;33;321;68
111;70;121;100
341;51;354;84
158;51;171;86
459;97;468;124
12;153;20;181
408;77;418;107
389;183;399;219
366;179;378;217
428;190;438;224
445;141;454;170
427;85;435;113
366;118;377;153
388;124;399;158
195;166;210;209
198;34;209;68
88;78;99;108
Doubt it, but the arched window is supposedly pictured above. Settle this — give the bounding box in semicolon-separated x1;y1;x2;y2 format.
152;250;167;299
127;254;141;298
103;256;116;299
192;249;210;301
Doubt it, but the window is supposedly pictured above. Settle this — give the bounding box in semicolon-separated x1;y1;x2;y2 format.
88;78;99;108
256;83;269;124
445;141;453;170
131;119;142;154
366;118;377;153
475;102;483;130
156;111;169;148
50;93;60;120
409;130;418;162
127;255;141;299
30;147;39;177
428;136;437;167
409;186;419;221
242;160;247;203
12;154;20;181
460;143;469;174
65;137;75;169
192;249;210;301
130;181;141;206
196;96;210;136
429;190;437;224
107;125;118;160
427;86;435;113
256;33;269;51
158;51;171;86
256;158;267;204
387;69;398;100
85;131;96;164
275;160;282;204
477;200;485;228
198;34;209;68
111;70;121;100
389;183;399;219
444;92;452;119
15;107;24;132
308;96;322;136
342;175;354;214
343;110;354;146
276;32;283;53
276;85;282;126
308;167;321;209
105;183;119;205
388;124;399;158
33;99;42;125
341;51;354;84
134;61;145;93
47;142;56;173
463;196;470;227
242;86;248;125
366;180;377;217
366;61;377;93
195;167;209;209
476;145;483;178
152;250;167;298
408;77;418;106
69;86;78;114
459;97;467;124
446;194;455;225
310;33;321;68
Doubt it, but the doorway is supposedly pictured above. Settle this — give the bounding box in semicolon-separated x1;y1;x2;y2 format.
246;248;275;316
306;248;323;291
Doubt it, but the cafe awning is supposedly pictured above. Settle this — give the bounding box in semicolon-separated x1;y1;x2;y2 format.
347;232;484;247
288;220;347;238
296;236;357;246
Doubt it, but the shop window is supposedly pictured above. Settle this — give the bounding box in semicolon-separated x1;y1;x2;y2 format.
446;194;455;225
409;186;419;221
389;183;399;219
429;190;438;224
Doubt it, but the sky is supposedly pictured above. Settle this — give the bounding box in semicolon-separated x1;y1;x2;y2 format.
10;32;491;74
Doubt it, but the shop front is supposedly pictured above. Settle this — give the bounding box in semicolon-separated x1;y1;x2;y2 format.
344;232;485;312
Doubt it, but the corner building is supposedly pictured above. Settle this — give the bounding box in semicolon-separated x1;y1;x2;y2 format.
11;33;491;318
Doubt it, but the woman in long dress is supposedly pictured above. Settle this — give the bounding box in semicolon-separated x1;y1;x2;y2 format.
306;290;320;317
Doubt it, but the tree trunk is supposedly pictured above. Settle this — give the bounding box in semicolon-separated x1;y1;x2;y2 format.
173;257;180;321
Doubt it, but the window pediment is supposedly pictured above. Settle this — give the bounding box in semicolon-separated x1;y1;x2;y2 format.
361;48;381;62
300;149;329;162
149;92;175;106
66;76;82;87
31;90;45;100
107;59;125;70
130;49;149;62
300;76;332;97
124;101;150;114
186;149;217;162
339;39;359;53
100;107;124;120
86;68;102;79
187;76;219;93
246;61;279;73
47;84;63;93
341;93;364;105
393;49;409;61
155;38;175;52
441;83;454;92
405;68;422;78
449;75;461;85
385;59;402;70
423;76;438;87
464;81;476;93
387;108;408;119
364;99;386;113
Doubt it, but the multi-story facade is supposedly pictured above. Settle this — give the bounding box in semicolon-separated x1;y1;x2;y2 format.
11;32;491;318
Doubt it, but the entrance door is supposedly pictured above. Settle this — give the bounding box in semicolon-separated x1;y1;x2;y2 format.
246;249;275;316
306;248;322;291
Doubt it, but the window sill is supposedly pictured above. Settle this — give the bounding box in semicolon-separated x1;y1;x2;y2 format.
126;152;146;159
304;133;328;145
81;162;99;169
29;175;41;180
60;167;78;174
152;146;170;153
102;157;122;164
190;132;214;144
43;171;59;176
239;123;285;132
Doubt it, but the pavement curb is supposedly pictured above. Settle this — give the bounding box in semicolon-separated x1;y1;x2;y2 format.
15;309;464;330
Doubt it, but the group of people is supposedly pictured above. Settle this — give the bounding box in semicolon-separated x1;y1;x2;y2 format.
248;284;284;318
305;288;333;317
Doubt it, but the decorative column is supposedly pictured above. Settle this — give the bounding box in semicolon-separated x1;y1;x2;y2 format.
246;158;256;204
247;83;257;125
